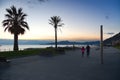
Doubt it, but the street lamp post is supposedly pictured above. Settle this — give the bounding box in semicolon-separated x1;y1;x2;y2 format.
100;25;104;64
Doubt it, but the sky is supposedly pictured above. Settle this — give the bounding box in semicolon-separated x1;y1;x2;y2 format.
0;0;120;41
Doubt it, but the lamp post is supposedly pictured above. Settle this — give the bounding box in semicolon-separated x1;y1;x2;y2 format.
100;25;104;64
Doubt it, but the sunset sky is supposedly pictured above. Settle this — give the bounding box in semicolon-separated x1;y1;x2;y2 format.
0;0;120;41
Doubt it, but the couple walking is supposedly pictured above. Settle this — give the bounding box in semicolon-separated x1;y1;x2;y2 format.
81;45;90;57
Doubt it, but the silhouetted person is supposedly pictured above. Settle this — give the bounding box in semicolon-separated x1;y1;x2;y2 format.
81;47;85;57
86;45;90;57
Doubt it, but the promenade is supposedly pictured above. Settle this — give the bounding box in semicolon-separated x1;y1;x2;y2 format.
0;47;120;80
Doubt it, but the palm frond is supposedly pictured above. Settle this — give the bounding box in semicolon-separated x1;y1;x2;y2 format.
11;5;17;15
4;26;9;32
5;14;13;19
20;14;27;21
8;27;14;34
49;22;54;26
18;8;22;15
3;5;29;35
6;9;13;15
49;16;64;28
21;21;29;30
2;19;13;27
58;28;62;33
18;27;25;35
58;23;64;27
3;22;9;27
49;19;54;25
2;19;10;23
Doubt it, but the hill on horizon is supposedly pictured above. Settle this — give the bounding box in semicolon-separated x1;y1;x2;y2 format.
104;32;120;46
47;40;100;45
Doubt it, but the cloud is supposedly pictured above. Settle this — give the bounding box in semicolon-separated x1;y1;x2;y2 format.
105;32;114;35
38;0;47;2
0;0;48;10
26;0;47;4
25;0;48;9
0;0;47;6
105;15;109;20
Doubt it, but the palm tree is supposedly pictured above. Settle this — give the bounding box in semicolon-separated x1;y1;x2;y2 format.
49;16;64;50
2;5;29;51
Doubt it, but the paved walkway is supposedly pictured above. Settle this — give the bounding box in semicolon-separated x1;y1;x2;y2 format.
0;47;120;80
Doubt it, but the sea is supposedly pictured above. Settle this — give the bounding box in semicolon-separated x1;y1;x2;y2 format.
0;44;98;52
0;39;99;52
0;45;50;52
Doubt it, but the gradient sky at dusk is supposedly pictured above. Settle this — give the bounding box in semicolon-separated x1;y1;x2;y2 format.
0;0;120;41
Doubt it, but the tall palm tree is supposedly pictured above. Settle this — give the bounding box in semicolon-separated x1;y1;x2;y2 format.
2;5;29;51
49;16;64;50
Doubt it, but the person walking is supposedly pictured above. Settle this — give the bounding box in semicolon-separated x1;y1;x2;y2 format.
81;47;85;57
86;45;90;57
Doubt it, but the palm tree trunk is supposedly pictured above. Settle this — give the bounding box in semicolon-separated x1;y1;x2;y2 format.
14;34;18;51
55;27;57;50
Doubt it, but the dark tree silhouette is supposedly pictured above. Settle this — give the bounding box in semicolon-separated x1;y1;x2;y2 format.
49;16;64;50
2;5;29;51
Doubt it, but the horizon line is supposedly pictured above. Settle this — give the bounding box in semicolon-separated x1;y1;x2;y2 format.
0;38;100;41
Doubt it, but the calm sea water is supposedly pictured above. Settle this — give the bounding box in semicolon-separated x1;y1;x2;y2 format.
0;45;50;52
0;44;97;52
0;45;72;52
